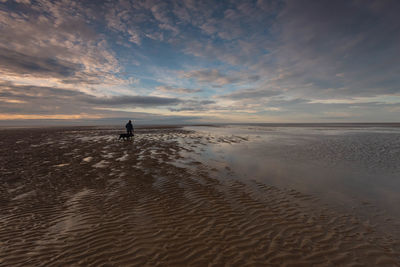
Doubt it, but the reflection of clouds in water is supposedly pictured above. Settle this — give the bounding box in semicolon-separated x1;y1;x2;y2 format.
181;125;400;230
185;125;400;172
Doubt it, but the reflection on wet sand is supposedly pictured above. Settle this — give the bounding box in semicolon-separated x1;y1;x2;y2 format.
182;125;400;234
0;126;399;265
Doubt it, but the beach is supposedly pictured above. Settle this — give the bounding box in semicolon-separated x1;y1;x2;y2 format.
1;125;400;266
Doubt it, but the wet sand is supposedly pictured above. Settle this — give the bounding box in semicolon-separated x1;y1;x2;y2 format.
0;126;399;266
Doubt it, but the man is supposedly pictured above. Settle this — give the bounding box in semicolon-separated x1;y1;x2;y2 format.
125;120;133;136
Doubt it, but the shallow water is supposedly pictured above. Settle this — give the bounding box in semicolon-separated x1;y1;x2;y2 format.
183;124;400;235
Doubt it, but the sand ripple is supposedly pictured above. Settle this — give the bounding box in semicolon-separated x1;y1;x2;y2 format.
0;127;399;266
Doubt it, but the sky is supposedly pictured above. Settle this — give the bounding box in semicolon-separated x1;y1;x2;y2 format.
0;0;399;125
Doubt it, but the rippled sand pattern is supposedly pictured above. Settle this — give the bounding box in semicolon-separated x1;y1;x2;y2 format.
0;127;399;266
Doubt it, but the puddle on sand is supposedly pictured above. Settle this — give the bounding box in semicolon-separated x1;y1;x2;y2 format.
177;125;400;237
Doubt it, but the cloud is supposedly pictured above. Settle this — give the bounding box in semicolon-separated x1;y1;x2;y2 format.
127;29;142;45
181;69;238;86
178;0;400;101
0;81;182;117
181;69;260;86
84;95;182;106
261;0;400;98
0;1;123;90
0;48;82;78
156;85;202;94
220;88;281;100
104;0;182;46
0;80;218;122
169;99;216;112
1;0;399;123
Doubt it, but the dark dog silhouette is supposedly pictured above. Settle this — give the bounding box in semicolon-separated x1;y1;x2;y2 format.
119;133;133;140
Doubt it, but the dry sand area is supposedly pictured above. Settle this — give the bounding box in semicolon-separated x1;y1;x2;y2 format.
0;127;399;266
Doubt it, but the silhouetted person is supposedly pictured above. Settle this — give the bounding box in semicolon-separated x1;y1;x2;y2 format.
126;120;133;136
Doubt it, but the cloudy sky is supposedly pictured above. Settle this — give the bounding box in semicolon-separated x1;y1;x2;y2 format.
0;0;399;124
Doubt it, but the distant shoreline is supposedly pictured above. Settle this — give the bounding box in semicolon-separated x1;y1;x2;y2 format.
1;122;400;130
